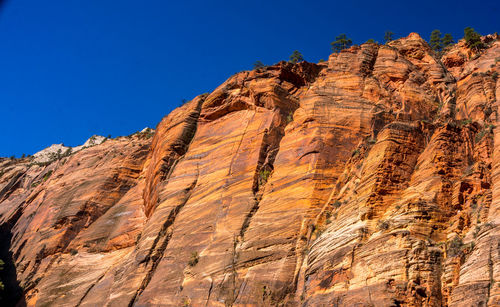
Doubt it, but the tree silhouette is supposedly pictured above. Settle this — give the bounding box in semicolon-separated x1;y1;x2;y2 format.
464;27;485;52
384;31;394;43
253;61;265;69
331;34;353;53
289;50;304;63
429;29;443;52
442;33;454;49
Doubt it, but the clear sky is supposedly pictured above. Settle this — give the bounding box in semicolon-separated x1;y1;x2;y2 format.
0;0;498;157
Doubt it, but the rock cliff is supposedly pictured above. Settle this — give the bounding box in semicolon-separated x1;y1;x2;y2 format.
1;32;499;306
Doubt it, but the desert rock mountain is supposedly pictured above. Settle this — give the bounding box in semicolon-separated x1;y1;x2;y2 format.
31;135;109;164
0;33;499;306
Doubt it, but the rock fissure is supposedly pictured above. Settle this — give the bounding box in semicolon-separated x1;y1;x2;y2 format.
75;268;108;307
0;33;499;306
128;174;198;307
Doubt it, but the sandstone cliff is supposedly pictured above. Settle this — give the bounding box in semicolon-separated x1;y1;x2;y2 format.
1;32;499;306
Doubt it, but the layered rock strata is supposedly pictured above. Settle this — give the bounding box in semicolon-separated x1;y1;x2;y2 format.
0;33;499;306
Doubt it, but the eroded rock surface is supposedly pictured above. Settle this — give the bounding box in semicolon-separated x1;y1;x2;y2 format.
1;33;499;306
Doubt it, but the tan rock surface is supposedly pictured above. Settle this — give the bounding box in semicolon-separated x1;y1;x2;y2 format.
0;33;499;306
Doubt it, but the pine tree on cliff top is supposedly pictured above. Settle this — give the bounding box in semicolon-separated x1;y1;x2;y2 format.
429;29;443;52
253;61;265;69
384;31;394;43
331;34;352;52
442;33;454;49
289;50;304;64
464;27;485;52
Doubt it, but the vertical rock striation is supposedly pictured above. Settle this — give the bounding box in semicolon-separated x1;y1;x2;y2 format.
0;32;499;306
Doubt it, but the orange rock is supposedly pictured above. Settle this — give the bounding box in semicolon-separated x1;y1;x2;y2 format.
0;32;499;306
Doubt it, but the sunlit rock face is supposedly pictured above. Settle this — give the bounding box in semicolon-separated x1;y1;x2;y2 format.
0;33;499;306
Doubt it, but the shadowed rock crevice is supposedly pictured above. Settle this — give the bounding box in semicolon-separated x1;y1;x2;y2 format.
0;33;499;306
243;110;296;236
0;171;24;203
0;207;25;307
225;109;298;305
143;95;206;217
75;270;107;307
129;173;199;307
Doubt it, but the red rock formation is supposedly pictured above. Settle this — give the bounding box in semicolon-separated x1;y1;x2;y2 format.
0;32;499;306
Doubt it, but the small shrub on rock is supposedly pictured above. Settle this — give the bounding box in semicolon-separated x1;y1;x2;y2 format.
188;252;199;267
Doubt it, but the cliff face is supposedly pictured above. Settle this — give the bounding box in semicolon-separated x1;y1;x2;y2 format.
1;33;499;307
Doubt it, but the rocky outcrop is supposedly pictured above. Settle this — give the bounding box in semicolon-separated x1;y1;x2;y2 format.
0;32;499;306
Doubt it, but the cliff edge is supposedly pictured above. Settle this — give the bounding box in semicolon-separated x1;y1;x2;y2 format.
1;33;500;306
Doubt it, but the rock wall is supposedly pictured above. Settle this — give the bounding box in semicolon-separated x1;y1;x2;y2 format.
0;33;499;306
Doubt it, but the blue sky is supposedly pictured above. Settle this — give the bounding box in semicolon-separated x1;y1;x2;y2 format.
0;0;498;157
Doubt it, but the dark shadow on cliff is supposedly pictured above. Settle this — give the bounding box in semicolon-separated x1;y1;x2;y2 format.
0;223;26;307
